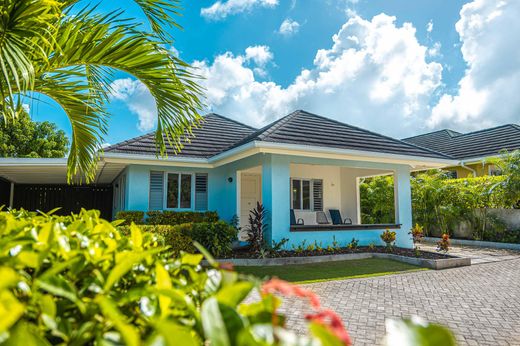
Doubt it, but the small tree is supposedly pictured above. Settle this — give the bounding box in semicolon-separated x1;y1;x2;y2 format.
490;150;520;209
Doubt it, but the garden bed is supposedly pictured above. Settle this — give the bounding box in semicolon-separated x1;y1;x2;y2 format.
214;246;471;270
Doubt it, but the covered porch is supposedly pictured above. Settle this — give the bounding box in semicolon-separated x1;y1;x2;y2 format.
234;154;414;248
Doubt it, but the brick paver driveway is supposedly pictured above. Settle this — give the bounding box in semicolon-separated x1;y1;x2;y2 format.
270;250;520;345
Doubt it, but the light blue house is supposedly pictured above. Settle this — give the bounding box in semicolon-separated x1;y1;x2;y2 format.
0;111;455;249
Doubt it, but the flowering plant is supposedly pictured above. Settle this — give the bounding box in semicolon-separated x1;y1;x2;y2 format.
380;229;397;250
409;224;424;245
437;233;450;253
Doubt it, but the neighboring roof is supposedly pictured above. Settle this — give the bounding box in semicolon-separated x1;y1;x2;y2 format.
403;124;520;160
104;113;256;158
230;110;451;159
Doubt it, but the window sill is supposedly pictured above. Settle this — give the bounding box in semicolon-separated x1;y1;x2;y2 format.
290;224;401;232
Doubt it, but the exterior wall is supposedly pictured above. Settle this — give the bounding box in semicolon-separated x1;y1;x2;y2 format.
290;164;342;225
442;162;493;178
120;154;415;249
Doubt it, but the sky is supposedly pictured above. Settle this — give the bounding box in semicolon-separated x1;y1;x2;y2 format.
26;0;520;146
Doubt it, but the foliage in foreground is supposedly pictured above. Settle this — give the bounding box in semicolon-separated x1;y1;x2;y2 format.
0;209;352;345
0;0;202;182
0;111;69;158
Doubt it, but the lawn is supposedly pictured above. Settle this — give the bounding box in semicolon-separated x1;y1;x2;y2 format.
235;258;426;283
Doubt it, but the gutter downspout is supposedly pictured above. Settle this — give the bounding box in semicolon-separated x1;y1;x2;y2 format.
9;182;14;208
460;162;477;177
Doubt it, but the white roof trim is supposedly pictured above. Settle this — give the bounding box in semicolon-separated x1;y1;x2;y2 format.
0;158;68;166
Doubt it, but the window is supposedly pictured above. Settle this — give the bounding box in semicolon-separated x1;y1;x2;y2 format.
291;179;322;211
167;173;192;209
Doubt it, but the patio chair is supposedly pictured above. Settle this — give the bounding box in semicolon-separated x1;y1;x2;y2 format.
290;209;304;225
316;211;330;225
329;209;352;225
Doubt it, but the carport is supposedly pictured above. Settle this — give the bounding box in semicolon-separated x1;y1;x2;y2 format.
0;158;126;219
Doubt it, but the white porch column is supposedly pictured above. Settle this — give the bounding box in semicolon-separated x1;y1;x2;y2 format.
394;165;414;248
262;154;290;245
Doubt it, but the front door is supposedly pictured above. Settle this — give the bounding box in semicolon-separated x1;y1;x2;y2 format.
240;173;261;239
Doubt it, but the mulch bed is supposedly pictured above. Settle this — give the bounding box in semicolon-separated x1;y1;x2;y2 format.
229;245;455;260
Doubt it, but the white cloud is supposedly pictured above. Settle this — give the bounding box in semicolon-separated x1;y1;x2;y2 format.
195;14;443;134
201;0;278;20
278;18;300;37
428;41;442;57
245;45;273;66
109;78;157;132
430;0;520;130
426;20;433;33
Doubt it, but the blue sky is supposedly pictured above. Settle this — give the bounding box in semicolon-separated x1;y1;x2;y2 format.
28;0;520;146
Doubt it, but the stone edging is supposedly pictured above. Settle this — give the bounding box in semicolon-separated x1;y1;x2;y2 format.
424;237;520;251
209;252;470;270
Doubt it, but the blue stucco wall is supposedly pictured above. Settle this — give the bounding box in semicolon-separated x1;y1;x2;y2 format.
121;153;415;249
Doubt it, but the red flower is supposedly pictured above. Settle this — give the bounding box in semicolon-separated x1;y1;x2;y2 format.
261;278;321;309
306;309;352;346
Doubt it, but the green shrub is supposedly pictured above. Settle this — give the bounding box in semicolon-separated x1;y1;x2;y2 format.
146;210;219;225
115;210;144;225
178;221;237;258
0;209;353;345
119;224;195;255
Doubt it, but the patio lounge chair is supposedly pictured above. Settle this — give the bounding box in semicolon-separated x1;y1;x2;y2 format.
290;209;304;225
329;209;352;225
316;211;330;225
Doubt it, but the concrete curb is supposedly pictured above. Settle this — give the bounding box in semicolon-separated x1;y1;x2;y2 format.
210;252;470;270
424;237;520;251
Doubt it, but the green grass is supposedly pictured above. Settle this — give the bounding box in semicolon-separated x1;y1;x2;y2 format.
235;258;427;283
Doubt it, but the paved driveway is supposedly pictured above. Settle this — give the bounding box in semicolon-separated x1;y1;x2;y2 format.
268;248;520;345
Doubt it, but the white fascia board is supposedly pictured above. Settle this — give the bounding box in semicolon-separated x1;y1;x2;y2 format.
460;155;496;165
102;152;213;168
252;141;458;167
0;158;68;166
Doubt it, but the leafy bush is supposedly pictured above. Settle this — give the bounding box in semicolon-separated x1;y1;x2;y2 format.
437;233;450;253
119;224;196;256
146;210;218;225
380;230;396;250
409;224;424;246
359;176;395;224
178;221;237;258
0;209;354;345
115;210;145;225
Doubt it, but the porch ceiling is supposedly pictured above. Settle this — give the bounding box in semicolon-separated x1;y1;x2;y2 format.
0;158;126;185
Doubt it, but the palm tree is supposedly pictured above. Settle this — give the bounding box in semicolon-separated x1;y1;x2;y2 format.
0;0;203;182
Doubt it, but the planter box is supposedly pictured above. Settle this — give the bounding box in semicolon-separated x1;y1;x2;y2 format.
208;252;470;270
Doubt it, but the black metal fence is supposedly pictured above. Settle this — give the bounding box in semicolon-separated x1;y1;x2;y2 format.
12;184;113;219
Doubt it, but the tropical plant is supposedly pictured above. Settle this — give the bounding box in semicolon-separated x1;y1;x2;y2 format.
437;233;450;253
0;110;69;158
380;230;396;251
0;208;353;345
0;0;202;182
409;224;424;246
490;150;520;208
245;202;268;255
359;176;395;224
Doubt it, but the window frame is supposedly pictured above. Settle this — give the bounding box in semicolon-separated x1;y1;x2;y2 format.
164;172;195;211
291;178;315;211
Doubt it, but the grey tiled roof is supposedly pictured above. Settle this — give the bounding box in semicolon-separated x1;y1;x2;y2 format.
231;110;451;159
105;110;451;160
403;124;520;160
104;113;256;158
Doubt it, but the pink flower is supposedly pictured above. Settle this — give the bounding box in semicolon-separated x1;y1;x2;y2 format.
261;278;321;309
306;309;352;346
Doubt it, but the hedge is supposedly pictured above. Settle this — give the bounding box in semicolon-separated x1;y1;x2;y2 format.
176;221;238;258
114;210;144;225
119;224;196;256
146;210;219;225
